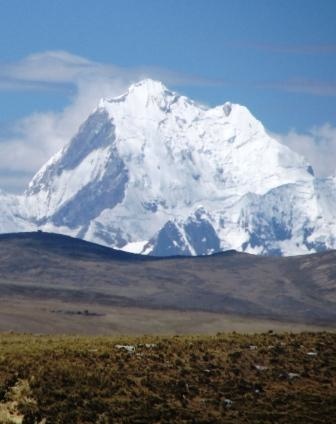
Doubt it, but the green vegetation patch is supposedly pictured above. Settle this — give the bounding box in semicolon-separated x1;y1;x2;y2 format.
0;332;335;423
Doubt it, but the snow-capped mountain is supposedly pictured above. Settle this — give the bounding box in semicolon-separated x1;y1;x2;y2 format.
2;79;336;256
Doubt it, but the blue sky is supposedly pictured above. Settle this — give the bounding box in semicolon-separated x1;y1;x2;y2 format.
0;0;335;191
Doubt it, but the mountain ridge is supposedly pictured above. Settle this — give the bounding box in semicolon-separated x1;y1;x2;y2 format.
0;231;336;325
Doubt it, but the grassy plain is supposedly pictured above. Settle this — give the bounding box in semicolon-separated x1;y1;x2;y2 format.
0;332;335;423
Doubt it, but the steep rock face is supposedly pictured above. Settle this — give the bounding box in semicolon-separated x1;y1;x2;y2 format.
147;208;221;256
2;79;335;256
26;110;128;229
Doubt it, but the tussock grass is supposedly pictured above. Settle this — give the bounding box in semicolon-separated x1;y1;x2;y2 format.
0;332;335;423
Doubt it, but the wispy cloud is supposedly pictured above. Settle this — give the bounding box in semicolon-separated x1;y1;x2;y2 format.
228;42;336;54
259;79;336;97
0;50;220;93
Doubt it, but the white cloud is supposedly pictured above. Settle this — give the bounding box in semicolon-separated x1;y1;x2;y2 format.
273;123;336;177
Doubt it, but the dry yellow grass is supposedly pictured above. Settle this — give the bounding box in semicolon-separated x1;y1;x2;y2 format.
0;332;335;423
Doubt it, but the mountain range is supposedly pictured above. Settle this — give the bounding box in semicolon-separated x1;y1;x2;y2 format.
1;79;336;256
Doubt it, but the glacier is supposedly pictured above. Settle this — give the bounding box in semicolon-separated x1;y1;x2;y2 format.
1;78;336;256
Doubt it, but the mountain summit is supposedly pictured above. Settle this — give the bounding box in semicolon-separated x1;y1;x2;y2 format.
2;79;336;255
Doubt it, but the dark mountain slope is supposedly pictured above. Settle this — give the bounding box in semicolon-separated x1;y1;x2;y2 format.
0;232;336;325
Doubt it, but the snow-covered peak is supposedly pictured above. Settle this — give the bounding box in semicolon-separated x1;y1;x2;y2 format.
26;79;313;213
128;78;169;96
13;79;336;257
99;78;175;109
